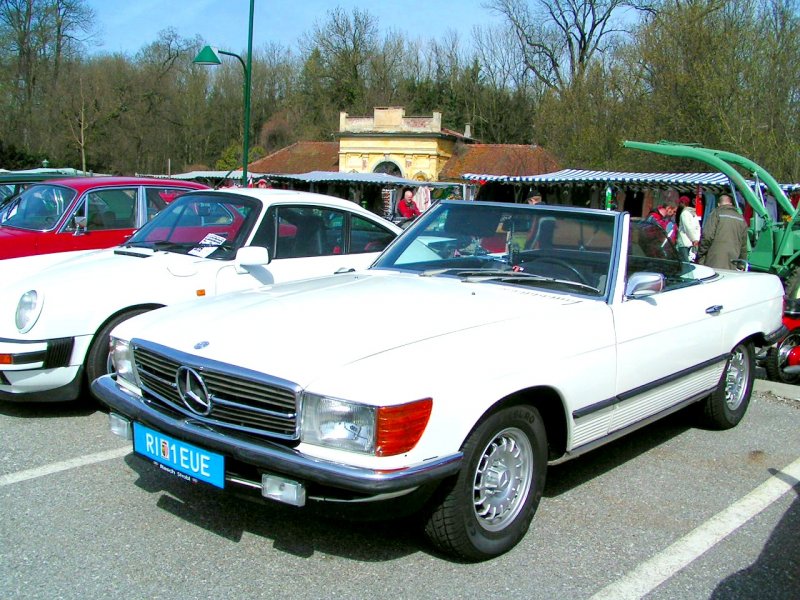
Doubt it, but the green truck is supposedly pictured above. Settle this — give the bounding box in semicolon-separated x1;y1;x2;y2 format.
623;140;800;382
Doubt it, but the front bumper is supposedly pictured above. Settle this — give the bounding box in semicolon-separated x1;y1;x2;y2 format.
0;336;83;402
91;374;463;496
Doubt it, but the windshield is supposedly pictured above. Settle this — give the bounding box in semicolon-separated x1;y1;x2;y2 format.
2;184;77;230
374;201;617;297
0;184;14;202
124;193;260;260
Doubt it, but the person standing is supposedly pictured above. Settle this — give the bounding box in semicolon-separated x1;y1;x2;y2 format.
526;190;543;205
696;194;748;269
676;195;701;261
646;200;678;243
397;188;421;219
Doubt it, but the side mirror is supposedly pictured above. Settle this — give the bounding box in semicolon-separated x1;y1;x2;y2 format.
625;272;665;299
235;245;270;273
73;215;87;235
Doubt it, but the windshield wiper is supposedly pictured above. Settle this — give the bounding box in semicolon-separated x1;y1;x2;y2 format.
471;273;601;294
420;267;512;277
152;240;201;250
418;266;600;293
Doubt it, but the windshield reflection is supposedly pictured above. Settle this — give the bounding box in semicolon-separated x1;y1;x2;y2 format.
374;201;617;297
125;193;260;260
2;184;77;231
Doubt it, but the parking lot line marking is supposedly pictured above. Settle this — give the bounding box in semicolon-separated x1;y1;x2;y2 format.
0;446;130;487
590;456;800;600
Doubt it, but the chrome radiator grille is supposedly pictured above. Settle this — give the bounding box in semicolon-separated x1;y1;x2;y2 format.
132;341;299;440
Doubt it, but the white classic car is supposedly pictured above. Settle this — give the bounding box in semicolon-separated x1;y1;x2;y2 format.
0;189;401;402
93;200;785;561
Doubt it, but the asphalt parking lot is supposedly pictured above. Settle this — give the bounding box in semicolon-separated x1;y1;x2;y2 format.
1;381;798;600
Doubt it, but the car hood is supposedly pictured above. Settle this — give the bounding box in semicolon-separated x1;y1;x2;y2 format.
0;249;97;287
0;247;219;338
116;271;593;387
6;246;211;292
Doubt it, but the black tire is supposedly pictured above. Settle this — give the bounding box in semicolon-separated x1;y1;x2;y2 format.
701;341;755;430
85;309;151;389
765;328;800;384
424;405;547;561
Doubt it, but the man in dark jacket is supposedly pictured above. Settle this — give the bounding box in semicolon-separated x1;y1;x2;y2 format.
697;194;748;269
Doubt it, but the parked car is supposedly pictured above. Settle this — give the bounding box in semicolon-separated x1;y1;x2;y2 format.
93;200;785;560
0;188;401;402
0;176;208;258
0;171;89;208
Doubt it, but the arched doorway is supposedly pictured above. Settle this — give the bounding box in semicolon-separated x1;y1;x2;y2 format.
373;161;402;177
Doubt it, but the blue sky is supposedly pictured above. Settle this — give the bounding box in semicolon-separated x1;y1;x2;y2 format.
84;1;504;55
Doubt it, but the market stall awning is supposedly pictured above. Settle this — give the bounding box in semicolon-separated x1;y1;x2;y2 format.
268;171;452;187
149;170;269;181
463;168;800;194
463;169;730;186
155;170;455;187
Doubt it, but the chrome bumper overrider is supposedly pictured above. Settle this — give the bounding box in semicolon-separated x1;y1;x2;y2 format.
92;374;463;495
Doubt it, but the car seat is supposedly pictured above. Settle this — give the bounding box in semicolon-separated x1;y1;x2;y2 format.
89;210;116;229
292;216;325;257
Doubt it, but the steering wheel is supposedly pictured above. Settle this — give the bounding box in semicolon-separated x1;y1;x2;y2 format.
530;257;590;285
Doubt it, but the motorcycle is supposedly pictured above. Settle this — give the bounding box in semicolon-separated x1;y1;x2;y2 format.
764;306;800;384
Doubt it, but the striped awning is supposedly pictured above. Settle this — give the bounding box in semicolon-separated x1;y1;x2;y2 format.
267;171;451;187
463;169;799;193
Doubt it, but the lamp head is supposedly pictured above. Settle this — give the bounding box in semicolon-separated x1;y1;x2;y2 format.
193;46;222;66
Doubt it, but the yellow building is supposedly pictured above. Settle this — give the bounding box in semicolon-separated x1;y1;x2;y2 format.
337;107;469;182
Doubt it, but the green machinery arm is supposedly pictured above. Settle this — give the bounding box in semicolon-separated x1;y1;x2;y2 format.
695;147;795;216
622;140;770;219
622;140;800;276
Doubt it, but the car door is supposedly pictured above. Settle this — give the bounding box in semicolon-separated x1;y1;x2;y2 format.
212;204;397;294
53;187;140;251
609;221;725;433
141;186;197;226
258;205;390;279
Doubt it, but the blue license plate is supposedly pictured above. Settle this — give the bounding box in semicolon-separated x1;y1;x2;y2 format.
133;422;225;489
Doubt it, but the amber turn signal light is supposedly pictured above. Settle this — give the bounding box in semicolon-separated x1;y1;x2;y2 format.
375;398;433;457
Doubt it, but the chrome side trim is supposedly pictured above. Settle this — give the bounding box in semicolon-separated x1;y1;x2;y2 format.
553;392;708;465
572;353;727;419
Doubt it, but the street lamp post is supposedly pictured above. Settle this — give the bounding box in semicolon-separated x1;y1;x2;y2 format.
193;0;254;187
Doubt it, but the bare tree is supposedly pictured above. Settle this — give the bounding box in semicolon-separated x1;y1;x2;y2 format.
302;7;379;112
486;0;647;92
0;0;94;147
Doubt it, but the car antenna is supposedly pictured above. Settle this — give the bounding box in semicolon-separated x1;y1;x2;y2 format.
213;168;238;190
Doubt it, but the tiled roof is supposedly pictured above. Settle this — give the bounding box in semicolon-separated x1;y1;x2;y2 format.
441;128;473;140
439;144;560;180
248;142;339;174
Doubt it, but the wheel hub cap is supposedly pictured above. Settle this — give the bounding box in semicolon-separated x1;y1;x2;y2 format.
724;346;749;410
472;427;533;532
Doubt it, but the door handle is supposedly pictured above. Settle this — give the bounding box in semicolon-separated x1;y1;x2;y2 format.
705;305;723;315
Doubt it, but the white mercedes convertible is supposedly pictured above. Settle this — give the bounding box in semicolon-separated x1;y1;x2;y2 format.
94;200;785;560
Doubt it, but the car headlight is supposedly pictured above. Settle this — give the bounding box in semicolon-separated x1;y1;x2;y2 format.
301;394;432;456
15;290;43;333
110;336;140;389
